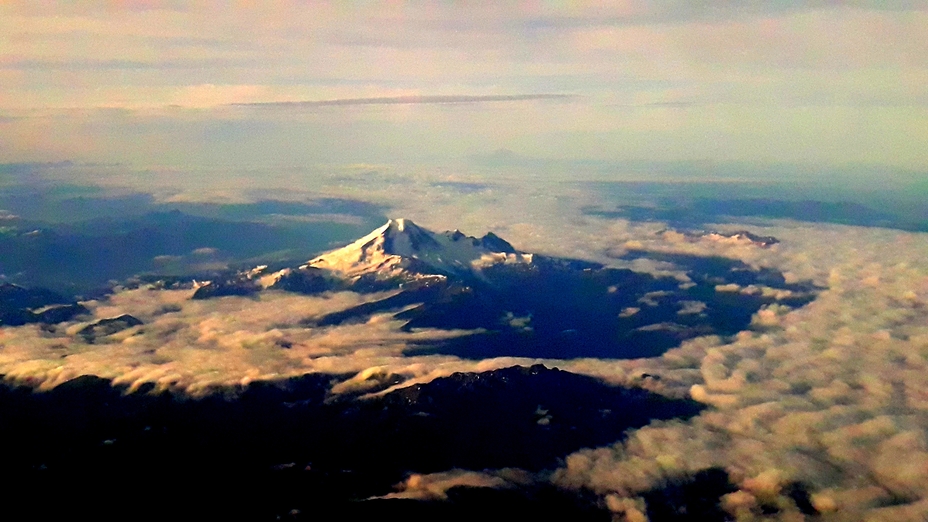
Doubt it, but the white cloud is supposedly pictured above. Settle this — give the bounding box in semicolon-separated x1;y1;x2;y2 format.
551;221;928;518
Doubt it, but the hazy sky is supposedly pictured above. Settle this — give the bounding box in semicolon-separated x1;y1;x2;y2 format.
1;2;926;171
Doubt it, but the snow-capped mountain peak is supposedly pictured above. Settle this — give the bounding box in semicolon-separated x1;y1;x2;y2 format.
303;218;532;280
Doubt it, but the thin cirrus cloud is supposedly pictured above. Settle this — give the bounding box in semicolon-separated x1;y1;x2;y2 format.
0;57;251;71
228;94;576;108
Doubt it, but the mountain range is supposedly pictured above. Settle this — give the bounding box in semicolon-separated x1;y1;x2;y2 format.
0;218;822;520
192;218;816;360
2;219;816;361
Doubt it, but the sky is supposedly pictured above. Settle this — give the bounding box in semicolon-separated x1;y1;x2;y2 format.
1;1;926;171
4;3;928;517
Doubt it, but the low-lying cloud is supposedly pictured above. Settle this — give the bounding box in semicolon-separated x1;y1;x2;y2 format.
379;469;531;501
375;180;928;518
549;222;928;520
0;287;542;396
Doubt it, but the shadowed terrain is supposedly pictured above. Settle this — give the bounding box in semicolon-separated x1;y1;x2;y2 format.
0;365;701;519
0;283;88;326
312;254;816;360
0;192;388;294
585;196;928;233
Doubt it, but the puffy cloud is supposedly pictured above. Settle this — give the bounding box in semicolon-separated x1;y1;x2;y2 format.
676;300;707;315
550;221;928;519
0;288;488;394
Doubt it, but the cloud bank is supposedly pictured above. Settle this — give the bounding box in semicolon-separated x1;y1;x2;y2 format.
549;223;928;520
0;287;540;397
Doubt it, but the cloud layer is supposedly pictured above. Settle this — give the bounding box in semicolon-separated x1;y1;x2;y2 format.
550;223;928;519
0;287;542;396
1;3;925;169
3;158;928;519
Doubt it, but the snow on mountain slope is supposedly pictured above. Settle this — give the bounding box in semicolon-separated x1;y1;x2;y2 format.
301;218;533;281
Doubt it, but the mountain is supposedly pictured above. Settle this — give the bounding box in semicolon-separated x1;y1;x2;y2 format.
78;314;143;343
1;219;821;519
189;219;817;360
679;229;779;247
0;283;88;326
202;218;536;296
292;218;530;283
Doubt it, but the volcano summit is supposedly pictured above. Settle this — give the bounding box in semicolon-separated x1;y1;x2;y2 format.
305;218;531;281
